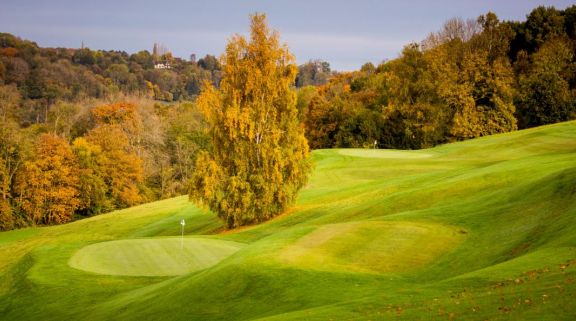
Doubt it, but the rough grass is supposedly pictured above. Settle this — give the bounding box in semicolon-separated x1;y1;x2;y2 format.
0;121;575;321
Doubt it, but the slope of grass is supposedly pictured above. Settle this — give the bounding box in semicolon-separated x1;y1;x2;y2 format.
0;121;575;320
279;221;465;274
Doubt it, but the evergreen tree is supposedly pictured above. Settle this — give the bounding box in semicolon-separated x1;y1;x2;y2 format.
189;14;311;228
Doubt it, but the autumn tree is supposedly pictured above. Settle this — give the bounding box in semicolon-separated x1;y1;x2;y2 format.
189;14;311;228
72;137;109;215
0;127;22;229
0;136;18;229
92;102;141;130
423;15;517;140
448;50;517;139
303;88;344;149
91;101;145;155
62;102;147;214
0;85;28;230
381;44;451;148
15;134;80;225
82;124;144;210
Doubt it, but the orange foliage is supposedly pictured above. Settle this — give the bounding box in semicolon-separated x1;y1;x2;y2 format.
84;125;144;208
0;47;18;57
91;102;138;125
16;134;80;225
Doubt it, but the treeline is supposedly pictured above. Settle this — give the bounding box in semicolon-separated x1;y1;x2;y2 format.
0;31;332;108
0;34;221;230
1;5;575;231
298;6;576;149
0;32;222;108
1;96;208;230
0;31;331;231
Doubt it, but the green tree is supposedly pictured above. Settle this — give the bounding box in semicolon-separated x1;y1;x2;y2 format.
524;6;565;52
295;86;317;121
72;48;95;65
190;14;311;228
130;50;154;69
295;60;331;87
516;38;575;127
517;72;573;127
197;54;220;71
161;102;209;196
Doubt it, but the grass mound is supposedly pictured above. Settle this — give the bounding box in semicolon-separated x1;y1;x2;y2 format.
69;238;243;276
279;221;465;273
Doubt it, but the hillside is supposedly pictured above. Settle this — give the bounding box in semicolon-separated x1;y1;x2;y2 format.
0;121;575;320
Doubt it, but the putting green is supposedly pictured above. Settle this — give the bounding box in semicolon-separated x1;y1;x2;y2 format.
279;221;465;273
338;149;433;159
69;238;244;276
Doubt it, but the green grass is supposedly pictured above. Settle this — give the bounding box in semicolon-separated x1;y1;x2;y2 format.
1;121;575;320
69;238;244;276
279;221;464;274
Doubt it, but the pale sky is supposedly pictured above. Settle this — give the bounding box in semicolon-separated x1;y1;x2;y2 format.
0;0;574;70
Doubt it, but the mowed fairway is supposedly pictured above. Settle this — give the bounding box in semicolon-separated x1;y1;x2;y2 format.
69;238;244;276
0;121;575;321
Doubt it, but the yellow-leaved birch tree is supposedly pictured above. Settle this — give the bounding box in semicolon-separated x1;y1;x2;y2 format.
189;14;311;228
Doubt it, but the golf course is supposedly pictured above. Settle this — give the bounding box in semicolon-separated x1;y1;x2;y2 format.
1;120;575;320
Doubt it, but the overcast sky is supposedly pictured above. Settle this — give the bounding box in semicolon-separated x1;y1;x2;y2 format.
1;0;574;70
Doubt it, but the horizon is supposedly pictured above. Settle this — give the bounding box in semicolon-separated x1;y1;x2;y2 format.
0;0;574;71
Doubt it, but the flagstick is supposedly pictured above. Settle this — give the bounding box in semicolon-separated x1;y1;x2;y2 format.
180;219;185;250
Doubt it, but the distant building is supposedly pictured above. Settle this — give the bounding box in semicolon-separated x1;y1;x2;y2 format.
154;63;171;69
152;42;172;69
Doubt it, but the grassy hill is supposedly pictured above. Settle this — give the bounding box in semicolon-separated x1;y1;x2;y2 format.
1;121;575;320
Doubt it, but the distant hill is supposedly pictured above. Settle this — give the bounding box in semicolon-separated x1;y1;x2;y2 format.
0;32;222;103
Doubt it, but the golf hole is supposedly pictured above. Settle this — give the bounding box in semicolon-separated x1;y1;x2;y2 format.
69;238;244;276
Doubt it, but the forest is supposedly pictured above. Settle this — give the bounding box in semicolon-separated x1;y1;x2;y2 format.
1;5;575;230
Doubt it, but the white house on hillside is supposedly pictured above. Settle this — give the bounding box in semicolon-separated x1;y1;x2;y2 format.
154;63;171;69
